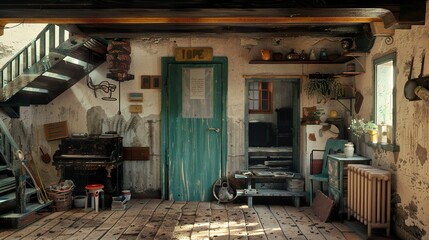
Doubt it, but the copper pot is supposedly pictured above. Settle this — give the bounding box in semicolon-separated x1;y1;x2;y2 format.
261;49;271;61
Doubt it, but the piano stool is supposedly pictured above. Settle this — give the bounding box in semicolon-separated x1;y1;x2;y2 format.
85;184;105;212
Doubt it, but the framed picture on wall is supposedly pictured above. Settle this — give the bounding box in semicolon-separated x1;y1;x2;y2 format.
129;93;143;102
151;75;161;89
141;75;151;89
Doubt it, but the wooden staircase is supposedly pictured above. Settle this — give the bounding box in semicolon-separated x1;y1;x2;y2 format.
0;24;107;118
0;25;108;228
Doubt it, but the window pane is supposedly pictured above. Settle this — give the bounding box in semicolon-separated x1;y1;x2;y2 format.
248;81;272;113
249;101;253;110
261;82;269;89
374;52;396;147
261;100;268;110
251;82;258;90
375;60;394;125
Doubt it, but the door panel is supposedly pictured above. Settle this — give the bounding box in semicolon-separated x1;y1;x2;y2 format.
167;63;223;201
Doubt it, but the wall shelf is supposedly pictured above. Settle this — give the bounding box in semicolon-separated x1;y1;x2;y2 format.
249;51;368;65
334;71;365;78
332;97;354;116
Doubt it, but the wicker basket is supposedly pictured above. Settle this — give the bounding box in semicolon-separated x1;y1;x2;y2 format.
47;188;73;212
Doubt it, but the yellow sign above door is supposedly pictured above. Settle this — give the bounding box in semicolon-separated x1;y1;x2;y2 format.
175;47;213;61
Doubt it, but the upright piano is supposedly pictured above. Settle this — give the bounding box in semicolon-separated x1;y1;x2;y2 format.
53;134;123;195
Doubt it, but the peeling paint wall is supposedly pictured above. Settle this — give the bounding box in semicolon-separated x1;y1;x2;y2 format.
0;24;46;67
1;10;429;237
353;3;429;238
0;26;353;196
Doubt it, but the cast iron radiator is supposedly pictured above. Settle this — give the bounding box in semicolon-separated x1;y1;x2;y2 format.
347;164;391;237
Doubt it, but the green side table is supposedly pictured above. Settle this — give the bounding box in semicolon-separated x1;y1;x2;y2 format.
327;153;371;218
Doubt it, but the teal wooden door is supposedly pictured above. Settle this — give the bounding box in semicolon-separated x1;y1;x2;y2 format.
163;59;226;201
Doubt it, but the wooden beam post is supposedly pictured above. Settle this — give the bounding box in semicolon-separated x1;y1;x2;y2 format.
0;22;5;36
370;22;395;37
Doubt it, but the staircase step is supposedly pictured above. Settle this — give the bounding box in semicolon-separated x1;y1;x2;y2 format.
0;201;52;228
0;165;9;172
0;188;37;215
0;177;15;193
0;188;37;204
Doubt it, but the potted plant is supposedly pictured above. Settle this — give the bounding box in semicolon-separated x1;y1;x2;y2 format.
305;75;343;103
349;117;378;143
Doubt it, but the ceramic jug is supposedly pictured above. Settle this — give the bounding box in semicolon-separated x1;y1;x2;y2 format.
286;49;300;60
261;49;271;61
344;142;354;158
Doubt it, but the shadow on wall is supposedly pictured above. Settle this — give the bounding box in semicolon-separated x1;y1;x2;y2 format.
87;106;145;146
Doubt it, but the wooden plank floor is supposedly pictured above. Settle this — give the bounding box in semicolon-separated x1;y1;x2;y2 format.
0;199;363;240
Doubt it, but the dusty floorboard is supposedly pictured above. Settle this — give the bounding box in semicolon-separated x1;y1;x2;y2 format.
0;199;365;240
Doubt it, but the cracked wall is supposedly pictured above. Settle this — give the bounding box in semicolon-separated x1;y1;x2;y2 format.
4;16;429;236
354;3;429;238
1;23;359;198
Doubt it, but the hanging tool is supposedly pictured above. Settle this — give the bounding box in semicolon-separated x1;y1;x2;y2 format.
16;150;48;204
404;51;429;101
39;147;51;163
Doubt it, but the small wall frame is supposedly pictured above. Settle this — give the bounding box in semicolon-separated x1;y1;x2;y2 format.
151;75;161;89
141;75;151;89
141;75;162;89
129;105;143;113
129;93;143;102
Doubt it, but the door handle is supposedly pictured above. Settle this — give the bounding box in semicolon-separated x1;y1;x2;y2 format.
208;127;220;133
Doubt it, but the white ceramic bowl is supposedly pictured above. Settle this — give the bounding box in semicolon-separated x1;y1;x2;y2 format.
73;195;86;208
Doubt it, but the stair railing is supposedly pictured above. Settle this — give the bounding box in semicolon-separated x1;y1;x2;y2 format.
0;24;70;89
0;118;44;213
0;118;25;212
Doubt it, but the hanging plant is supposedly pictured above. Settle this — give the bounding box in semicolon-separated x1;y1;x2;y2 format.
305;75;343;102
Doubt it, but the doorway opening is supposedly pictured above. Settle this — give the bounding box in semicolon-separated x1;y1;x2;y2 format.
245;78;300;172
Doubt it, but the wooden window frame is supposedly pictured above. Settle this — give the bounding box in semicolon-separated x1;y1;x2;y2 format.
373;52;399;152
249;81;273;114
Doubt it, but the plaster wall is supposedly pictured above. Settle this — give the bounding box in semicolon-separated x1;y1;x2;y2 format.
350;3;429;238
0;23;46;67
1;26;359;195
0;31;349;196
3;16;428;238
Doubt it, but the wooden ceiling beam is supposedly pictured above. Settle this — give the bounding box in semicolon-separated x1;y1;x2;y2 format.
1;17;383;25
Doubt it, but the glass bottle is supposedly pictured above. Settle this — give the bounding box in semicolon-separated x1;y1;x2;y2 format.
309;49;317;60
319;48;328;60
300;50;308;60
